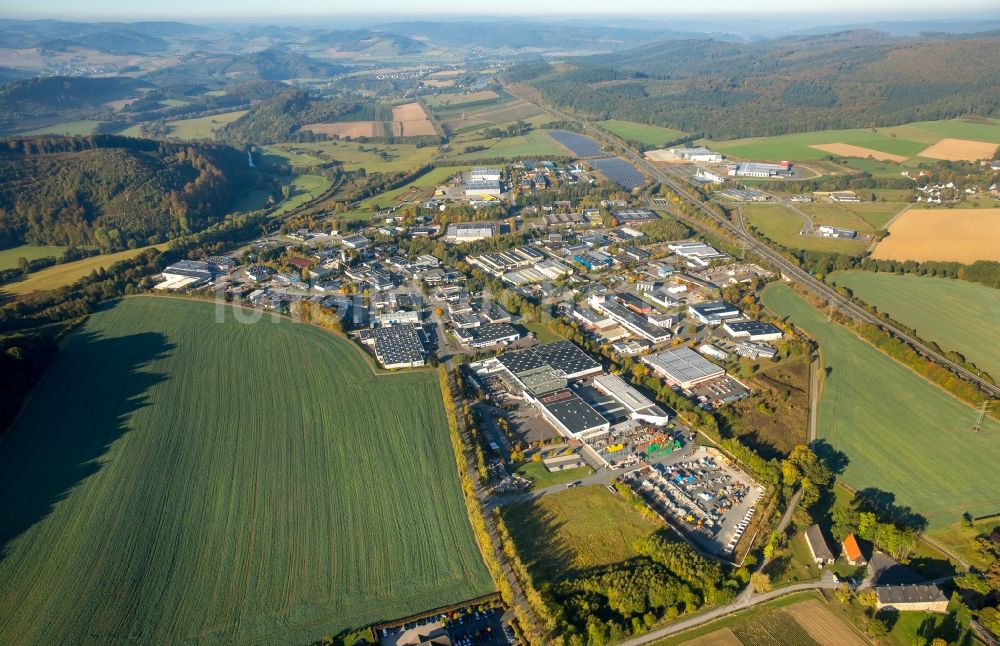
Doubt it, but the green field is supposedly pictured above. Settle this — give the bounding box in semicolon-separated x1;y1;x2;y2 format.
273;173;332;215
0;244;68;270
515;460;593;489
0;297;492;643
598;119;686;146
762;284;1000;527
741;204;869;254
829;271;1000;378
19;119;104;136
523;322;566;344
0;245;158;296
120;110;248;140
707;118;1000;162
264;140;438;174
342;166;461;219
450;130;566;161
499;485;660;585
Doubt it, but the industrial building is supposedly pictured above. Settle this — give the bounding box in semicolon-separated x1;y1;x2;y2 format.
454;323;520;349
588;295;672;343
726;161;793;178
668;241;729;267
156;260;215;290
670;147;724;163
359;324;426;369
612;208;660;224
689;300;742;325
342;234;371;249
593;374;670;426
643;347;726;389
445;222;495;242
817;225;857;239
496;340;603;382
723;320;783;341
532;388;611;440
464;179;502;198
469;167;502;182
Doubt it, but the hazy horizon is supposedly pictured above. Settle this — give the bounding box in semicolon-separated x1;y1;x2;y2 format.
2;1;998;22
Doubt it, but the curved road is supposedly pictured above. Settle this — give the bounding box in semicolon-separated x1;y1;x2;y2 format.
617;573;838;646
504;85;1000;399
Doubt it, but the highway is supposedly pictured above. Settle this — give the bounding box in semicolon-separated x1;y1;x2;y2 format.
505;86;1000;399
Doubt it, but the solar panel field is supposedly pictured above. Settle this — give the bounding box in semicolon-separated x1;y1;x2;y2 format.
0;297;493;644
762;284;1000;527
589;157;647;190
549;129;604;157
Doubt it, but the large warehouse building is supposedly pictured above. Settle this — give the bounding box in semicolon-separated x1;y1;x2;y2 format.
643;346;726;389
533;388;611;440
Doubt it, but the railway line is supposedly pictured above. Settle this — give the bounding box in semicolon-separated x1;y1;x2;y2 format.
504;87;1000;398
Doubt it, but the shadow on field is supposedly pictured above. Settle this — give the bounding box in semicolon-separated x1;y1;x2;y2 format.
0;329;174;560
499;498;574;584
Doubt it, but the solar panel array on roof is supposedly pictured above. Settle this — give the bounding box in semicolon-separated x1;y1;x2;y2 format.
643;346;725;387
497;340;601;380
368;325;425;367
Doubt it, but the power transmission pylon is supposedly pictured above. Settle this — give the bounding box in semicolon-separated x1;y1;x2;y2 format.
972;400;988;433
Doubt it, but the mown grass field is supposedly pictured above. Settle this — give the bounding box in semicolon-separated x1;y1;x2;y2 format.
0;245;158;296
19;119;104;135
119;110;247;140
273;173;332;215
0;244;68;270
341;166;461;220
264;140;438;174
0;297;493;644
449;130;566;161
707;117;1000;162
762;284;1000;527
829;271;1000;379
515;461;593;490
423;90;500;108
741;204;869;255
499;485;659;585
598;119;686;146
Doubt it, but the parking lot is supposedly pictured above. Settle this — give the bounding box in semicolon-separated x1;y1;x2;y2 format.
624;446;763;559
377;607;510;646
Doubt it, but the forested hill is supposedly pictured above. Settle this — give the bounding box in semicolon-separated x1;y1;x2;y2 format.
217;90;364;144
506;31;1000;139
0;135;262;250
0;76;150;130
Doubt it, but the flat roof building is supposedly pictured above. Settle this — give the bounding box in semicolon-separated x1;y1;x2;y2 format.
533;388;611;440
359;324;425;369
445;222;495;242
593;374;669;426
454;323;520;349
643;346;726;389
497;340;603;381
723;320;783;341
689;300;742;325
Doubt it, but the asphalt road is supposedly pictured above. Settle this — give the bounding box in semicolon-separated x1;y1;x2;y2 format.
504;84;1000;399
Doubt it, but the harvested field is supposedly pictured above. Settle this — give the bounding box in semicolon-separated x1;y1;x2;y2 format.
873;208;1000;262
810;143;908;162
104;97;140;110
0;297;493;644
392;102;428;122
784;600;866;646
918;138;999;161
392;119;436;137
424;90;499;108
302;121;380;138
680;628;743;646
423;79;454;88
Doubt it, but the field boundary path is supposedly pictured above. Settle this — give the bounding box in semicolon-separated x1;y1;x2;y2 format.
866;203;913;253
808;357;820;448
503;83;1000;400
445;364;545;640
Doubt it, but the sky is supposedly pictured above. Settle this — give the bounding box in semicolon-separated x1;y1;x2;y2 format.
2;0;997;20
